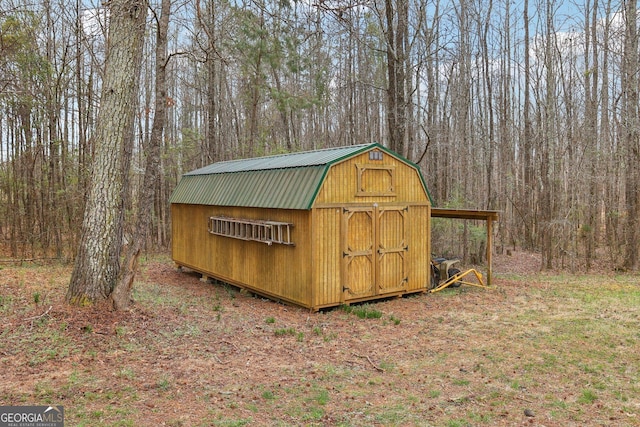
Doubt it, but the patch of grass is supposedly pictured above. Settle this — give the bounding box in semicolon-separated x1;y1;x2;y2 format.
578;389;597;404
446;419;470;427
373;403;414;424
541;352;558;368
157;377;171;391
323;332;337;342
171;324;201;337
318;364;356;383
265;316;275;324
245;403;258;413
33;316;49;328
34;381;55;401
341;303;383;319
468;411;493;423
223;283;237;299
261;390;276;400
388;314;401;325
133;283;180;307
579;363;602;374
212;419;252;427
613;390;628;402
90;410;104;419
0;294;13;312
117;367;135;380
274;327;296;337
551;399;568;410
314;389;329;405
428;389;441;398
301;406;324;421
379;360;396;371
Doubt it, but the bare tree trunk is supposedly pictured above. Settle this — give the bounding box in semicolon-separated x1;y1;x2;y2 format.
584;0;598;270
111;0;170;310
540;0;556;270
207;41;219;162
522;0;535;250
622;0;639;270
195;0;220;163
384;0;408;155
481;0;494;209
601;0;616;265
245;10;266;157
67;0;147;305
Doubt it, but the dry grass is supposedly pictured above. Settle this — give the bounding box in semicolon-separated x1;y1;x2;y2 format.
0;252;639;426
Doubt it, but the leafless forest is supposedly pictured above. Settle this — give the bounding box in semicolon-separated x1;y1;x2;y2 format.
1;0;639;271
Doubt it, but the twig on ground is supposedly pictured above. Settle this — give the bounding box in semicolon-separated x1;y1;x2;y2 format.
26;306;53;329
0;258;61;265
25;305;53;321
213;354;229;364
222;340;238;350
354;353;385;372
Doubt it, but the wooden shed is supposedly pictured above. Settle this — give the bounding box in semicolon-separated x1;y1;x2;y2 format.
170;143;433;310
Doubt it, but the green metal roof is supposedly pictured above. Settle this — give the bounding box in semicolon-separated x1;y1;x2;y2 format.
184;144;373;175
170;143;432;209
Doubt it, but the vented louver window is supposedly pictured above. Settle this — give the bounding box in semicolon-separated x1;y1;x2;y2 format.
369;150;383;160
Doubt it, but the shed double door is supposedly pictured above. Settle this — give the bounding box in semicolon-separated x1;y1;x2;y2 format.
342;205;408;300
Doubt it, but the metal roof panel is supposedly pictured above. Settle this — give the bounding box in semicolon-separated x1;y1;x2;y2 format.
170;167;327;209
185;144;372;176
170;143;433;209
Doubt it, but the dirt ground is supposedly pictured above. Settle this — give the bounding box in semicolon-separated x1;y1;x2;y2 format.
1;250;639;426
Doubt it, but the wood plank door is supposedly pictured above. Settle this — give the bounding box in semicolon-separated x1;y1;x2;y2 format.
342;205;408;301
342;207;375;300
377;206;408;293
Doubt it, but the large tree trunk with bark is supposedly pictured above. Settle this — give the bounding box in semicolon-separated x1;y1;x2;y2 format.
111;0;170;310
67;0;147;305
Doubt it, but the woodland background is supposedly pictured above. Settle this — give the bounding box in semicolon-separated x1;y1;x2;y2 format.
1;0;639;271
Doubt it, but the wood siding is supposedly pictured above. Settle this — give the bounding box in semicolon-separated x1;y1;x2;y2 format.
310;207;343;308
405;205;431;292
172;204;313;307
315;151;429;206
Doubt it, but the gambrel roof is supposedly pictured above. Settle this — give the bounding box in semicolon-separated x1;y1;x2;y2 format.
169;143;431;210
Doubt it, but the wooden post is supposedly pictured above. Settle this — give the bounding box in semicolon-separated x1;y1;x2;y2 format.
486;218;493;287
